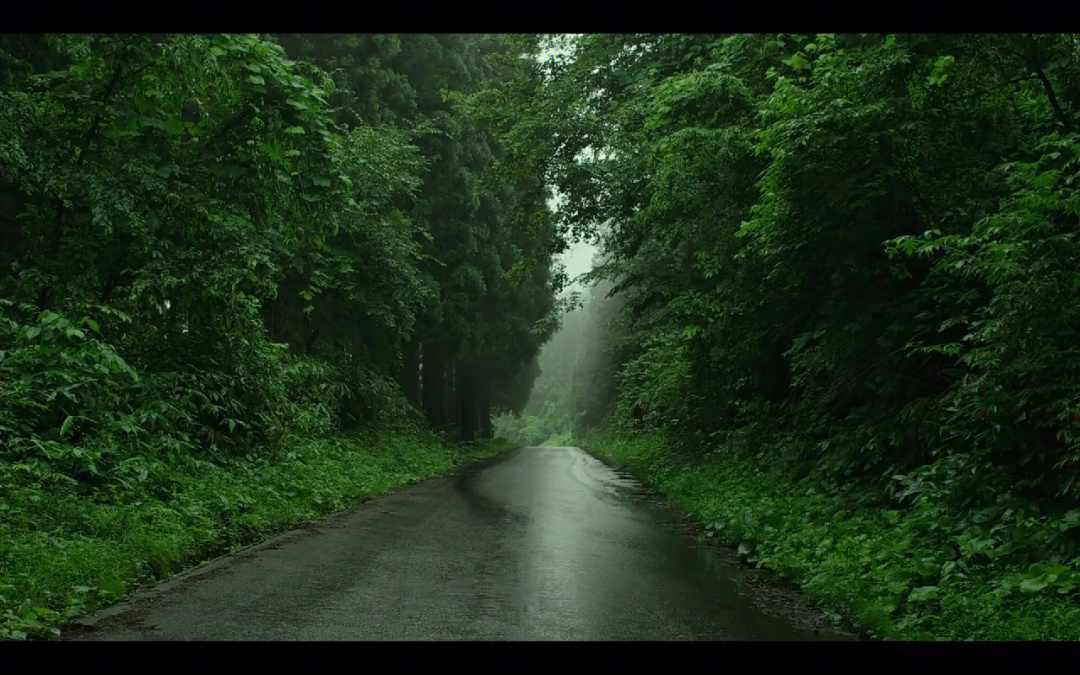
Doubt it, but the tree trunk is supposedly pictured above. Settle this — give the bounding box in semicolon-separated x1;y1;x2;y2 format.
479;385;492;439
400;339;420;407
422;342;447;427
458;369;476;440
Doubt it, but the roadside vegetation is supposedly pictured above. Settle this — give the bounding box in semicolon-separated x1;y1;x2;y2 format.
496;34;1080;640
580;427;1080;640
2;413;509;639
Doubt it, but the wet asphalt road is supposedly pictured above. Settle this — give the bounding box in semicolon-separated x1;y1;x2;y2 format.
73;446;839;640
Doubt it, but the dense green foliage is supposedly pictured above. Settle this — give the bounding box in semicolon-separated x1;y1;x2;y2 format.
500;34;1080;639
274;34;564;436
0;34;557;638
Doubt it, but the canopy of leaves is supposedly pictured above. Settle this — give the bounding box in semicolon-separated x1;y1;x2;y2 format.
514;32;1080;547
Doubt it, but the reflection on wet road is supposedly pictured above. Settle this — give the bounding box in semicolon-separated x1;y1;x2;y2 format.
77;446;841;640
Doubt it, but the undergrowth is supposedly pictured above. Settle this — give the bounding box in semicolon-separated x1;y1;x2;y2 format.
0;426;511;640
578;426;1080;640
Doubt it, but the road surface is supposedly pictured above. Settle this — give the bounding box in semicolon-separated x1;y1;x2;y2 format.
71;446;843;640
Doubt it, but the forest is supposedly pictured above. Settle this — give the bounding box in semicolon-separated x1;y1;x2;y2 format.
3;33;1080;640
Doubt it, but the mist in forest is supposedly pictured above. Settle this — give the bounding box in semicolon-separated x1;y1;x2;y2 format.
494;238;621;445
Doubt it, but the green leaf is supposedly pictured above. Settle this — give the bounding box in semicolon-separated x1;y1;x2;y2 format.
782;53;811;71
907;585;940;602
1019;578;1049;593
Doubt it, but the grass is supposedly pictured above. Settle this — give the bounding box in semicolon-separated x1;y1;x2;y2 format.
577;426;1080;640
0;427;512;639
